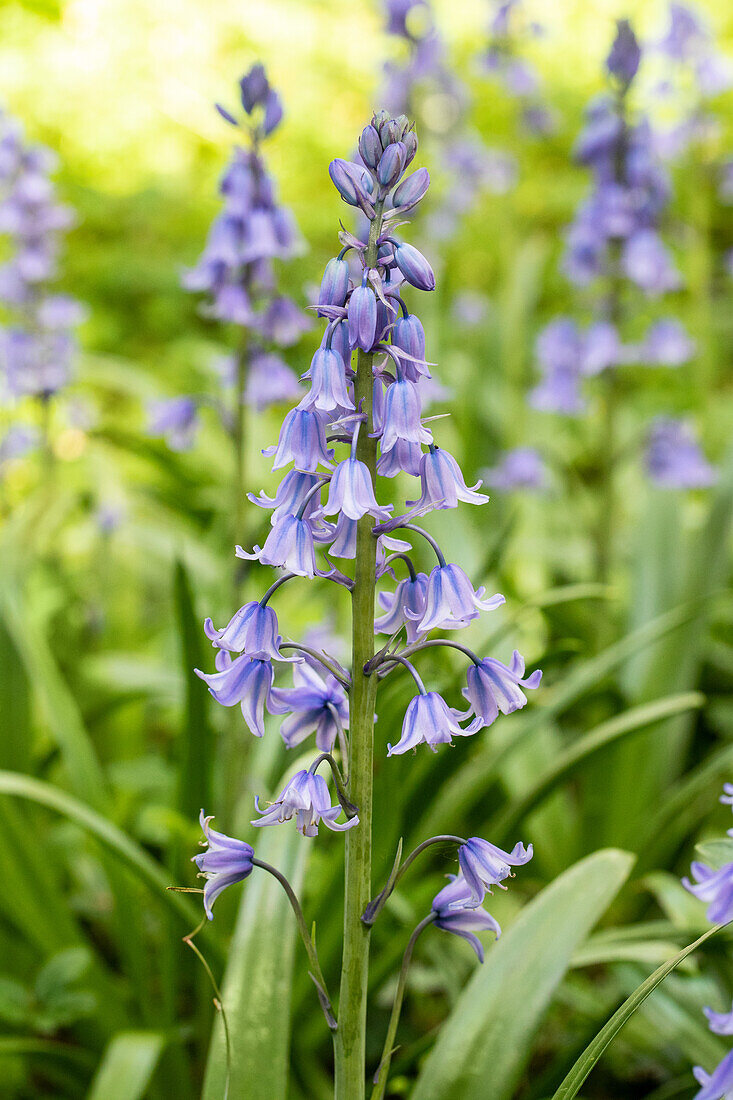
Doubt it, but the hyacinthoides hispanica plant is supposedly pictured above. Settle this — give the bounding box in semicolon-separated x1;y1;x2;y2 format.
0;108;84;467
525;20;716;583
153;66;307;541
187;111;540;1099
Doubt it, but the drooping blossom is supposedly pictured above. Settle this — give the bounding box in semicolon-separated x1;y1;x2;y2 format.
193;810;255;920
253;770;358;836
457;837;534;907
431;875;502;963
461;652;542;732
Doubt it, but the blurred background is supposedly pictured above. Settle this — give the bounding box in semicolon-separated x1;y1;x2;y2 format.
0;0;732;1096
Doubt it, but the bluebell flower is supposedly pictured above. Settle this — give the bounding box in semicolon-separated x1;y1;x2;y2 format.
380;376;431;451
203;600;290;661
193;810;255;920
457;837;534;907
413;563;505;634
432;875;501;962
195;654;283;738
377;438;424;478
271;662;349;751
407;446;489;511
375;572;429;643
237;513;320;577
645;417;716;489
256;295;310;347
530;319;585;415
606;19;642;86
244;350;300;411
393;241;435;291
318;257;350;313
692;1049;733;1100
703;1001;733;1036
253;770;358;836
387;691;468;755
622;230;681;295
482;447;548;491
581;321;621;375
682;860;733;924
642;319;695;367
147;397;199;452
249;470;321;524
323;452;392;521
298;346;354;415
348;284;378;351
266;407;333;472
461;652;542;732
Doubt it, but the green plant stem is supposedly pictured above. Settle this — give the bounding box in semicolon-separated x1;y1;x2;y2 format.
334;200;383;1100
370;914;435;1100
252;858;337;1031
363;835;466;926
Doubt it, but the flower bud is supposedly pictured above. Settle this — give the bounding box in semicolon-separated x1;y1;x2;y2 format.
348;285;377;351
358;125;382;170
377;142;407;189
328;159;374;206
402;129;418;166
318;257;350;313
239;64;269;113
394;242;436;291
393;167;430;211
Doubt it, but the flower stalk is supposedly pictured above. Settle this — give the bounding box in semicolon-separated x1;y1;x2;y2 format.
335;198;384;1100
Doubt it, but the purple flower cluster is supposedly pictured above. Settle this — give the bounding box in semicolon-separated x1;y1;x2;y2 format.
683;786;733;1097
151;66;306;449
526;21;716;491
190;113;540;961
0;109;84;402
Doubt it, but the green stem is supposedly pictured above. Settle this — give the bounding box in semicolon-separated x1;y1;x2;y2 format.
335;200;384;1100
370;914;435;1100
253;858;337;1031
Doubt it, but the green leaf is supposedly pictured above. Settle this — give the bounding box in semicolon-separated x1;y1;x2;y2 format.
86;1031;166;1100
410;848;635;1100
202;824;309;1100
0;978;33;1027
35;948;92;1001
489;693;704;843
0;771;208;937
173;560;212;817
695;838;733;869
550;923;723;1100
0;584;108;810
418;604;696;837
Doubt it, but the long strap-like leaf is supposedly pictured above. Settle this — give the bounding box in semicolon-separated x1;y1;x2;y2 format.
550;923;724;1100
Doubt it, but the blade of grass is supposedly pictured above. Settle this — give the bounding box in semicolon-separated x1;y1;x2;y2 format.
550;923;724;1100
